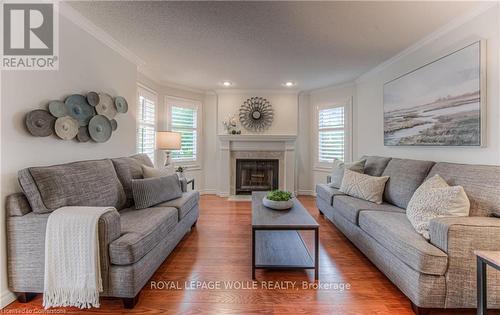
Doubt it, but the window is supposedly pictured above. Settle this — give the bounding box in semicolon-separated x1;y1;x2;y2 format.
136;85;157;162
167;97;201;163
318;106;345;163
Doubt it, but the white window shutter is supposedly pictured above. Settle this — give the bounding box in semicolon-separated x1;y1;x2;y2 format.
136;87;157;162
318;107;345;162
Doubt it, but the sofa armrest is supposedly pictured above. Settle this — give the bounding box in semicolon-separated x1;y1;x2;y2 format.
98;210;121;294
429;216;500;308
429;216;500;253
7;209;121;293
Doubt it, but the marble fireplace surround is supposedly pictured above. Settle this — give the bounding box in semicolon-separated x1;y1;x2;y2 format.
217;135;297;197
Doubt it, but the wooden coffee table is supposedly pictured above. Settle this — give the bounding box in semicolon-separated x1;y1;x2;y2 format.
251;191;319;280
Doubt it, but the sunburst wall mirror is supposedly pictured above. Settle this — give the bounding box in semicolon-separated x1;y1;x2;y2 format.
239;97;274;132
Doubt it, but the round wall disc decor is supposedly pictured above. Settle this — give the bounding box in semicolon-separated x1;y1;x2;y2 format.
55;116;79;140
239;97;274;132
114;96;128;113
48;101;68;117
88;115;112;143
87;92;100;107
77;126;91;142
96;93;117;119
26;109;55;137
65;94;95;126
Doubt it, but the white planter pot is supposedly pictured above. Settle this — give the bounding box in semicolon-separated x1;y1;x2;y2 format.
262;196;294;210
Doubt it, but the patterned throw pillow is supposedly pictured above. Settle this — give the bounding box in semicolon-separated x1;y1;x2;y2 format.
142;164;175;178
329;159;366;189
340;169;389;204
406;174;469;239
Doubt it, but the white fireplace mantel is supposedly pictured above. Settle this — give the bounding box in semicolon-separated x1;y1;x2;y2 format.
216;134;297;197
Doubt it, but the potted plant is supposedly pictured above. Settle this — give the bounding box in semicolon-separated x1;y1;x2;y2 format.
176;166;185;179
262;190;294;210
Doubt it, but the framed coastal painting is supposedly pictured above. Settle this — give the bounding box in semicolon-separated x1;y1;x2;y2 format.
383;40;485;146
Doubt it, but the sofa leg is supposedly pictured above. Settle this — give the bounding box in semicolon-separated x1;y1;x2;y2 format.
122;294;139;309
411;302;430;315
191;220;197;228
16;292;37;303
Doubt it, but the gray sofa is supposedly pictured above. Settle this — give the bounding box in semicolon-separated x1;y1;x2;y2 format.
316;156;500;313
6;154;199;308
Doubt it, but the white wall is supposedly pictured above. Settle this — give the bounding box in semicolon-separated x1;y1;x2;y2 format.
355;5;500;164
0;13;138;307
296;92;312;195
216;91;298;135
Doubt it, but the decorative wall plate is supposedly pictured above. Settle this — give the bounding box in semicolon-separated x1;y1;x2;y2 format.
110;119;118;131
96;93;117;119
114;96;128;113
239;97;274;132
65;94;95;126
77;126;91;142
86;92;100;107
48;101;68;117
26;109;55;137
88;115;112;143
54;116;79;140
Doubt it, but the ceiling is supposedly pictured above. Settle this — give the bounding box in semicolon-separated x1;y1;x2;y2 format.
68;1;483;91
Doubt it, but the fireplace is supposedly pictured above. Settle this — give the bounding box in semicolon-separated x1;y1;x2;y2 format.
235;159;279;195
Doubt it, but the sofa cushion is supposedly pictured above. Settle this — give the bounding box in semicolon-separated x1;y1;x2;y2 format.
406;175;469;239
315;184;344;205
19;159;126;213
110;206;178;265
382;158;435;208
359;211;448;276
333;195;404;225
112;154;154;206
131;175;183;210
142;164;175;178
361;155;392;176
154;191;200;220
427;162;500;217
340;169;389;204
329;159;366;189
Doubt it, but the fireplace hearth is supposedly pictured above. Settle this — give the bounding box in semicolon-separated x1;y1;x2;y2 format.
235;159;279;195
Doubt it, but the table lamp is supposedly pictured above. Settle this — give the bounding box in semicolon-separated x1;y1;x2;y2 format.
156;131;181;166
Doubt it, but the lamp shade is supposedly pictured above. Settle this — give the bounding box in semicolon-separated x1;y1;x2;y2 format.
156;131;181;150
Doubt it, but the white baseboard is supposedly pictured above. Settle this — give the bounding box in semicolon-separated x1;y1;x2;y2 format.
297;190;316;196
199;189;216;195
0;290;16;309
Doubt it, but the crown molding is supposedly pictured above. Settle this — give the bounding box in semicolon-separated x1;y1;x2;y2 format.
59;2;145;67
215;88;299;95
159;79;206;95
306;81;356;95
355;2;498;84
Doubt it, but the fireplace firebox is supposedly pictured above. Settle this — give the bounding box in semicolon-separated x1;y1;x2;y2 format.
235;159;279;195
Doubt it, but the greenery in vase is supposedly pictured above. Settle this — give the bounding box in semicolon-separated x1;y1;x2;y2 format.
176;166;184;173
266;190;293;201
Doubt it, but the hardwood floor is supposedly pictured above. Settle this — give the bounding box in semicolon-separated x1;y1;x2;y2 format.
4;195;496;314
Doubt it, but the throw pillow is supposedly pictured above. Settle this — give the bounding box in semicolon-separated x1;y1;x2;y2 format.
142;164;175;178
131;175;182;210
340;169;389;204
406;174;469;239
329;159;366;189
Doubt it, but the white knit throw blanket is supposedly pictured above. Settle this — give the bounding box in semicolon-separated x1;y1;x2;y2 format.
43;206;115;309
